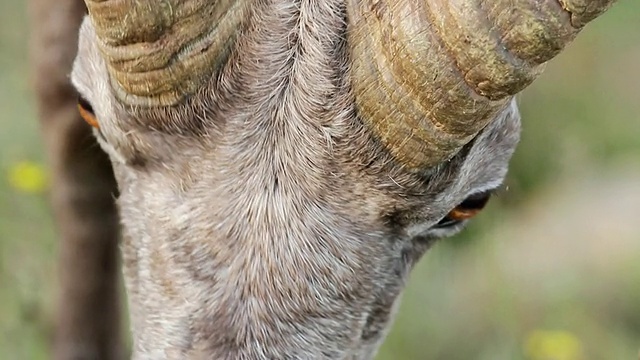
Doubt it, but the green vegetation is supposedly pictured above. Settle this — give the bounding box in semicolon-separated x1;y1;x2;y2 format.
1;2;638;359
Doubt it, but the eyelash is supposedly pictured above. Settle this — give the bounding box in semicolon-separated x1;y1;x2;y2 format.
434;190;492;229
77;96;100;129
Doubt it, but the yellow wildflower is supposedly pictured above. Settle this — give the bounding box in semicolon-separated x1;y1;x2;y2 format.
8;161;48;194
524;330;584;360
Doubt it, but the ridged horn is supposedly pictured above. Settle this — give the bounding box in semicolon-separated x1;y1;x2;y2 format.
348;0;617;169
84;0;248;106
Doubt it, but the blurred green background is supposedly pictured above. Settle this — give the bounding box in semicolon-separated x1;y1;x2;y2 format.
1;1;639;359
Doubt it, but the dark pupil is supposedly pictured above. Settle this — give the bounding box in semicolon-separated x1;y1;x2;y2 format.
78;96;94;115
457;191;491;211
434;190;492;228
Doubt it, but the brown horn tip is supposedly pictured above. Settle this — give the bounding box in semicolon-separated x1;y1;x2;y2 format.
84;0;247;106
347;0;618;170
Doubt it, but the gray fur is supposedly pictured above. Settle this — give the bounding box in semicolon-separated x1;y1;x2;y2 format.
72;1;521;359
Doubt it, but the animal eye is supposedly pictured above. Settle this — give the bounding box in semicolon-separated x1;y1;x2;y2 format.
435;191;492;228
77;96;99;129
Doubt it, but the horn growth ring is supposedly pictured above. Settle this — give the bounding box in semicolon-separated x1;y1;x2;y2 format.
347;0;617;170
85;0;248;106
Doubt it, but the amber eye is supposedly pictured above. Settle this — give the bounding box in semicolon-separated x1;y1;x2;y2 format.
77;96;99;129
435;191;492;228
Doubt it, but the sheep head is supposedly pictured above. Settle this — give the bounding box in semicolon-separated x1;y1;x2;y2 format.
71;0;617;358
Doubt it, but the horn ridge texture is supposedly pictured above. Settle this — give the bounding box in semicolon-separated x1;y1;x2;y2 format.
347;0;617;170
84;0;248;106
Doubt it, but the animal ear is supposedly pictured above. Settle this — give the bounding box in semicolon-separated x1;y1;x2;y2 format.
83;0;249;107
346;0;616;170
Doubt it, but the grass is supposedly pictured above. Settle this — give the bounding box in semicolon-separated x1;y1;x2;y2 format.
1;1;639;359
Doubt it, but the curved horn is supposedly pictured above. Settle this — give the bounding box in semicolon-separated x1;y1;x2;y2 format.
348;0;617;169
84;0;247;106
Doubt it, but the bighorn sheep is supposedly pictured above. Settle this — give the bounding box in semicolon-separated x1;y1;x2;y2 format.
28;0;621;359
